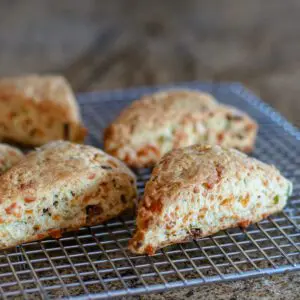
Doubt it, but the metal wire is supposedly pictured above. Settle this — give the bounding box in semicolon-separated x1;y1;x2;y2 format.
0;82;299;299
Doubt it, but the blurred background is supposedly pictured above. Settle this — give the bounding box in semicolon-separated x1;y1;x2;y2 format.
0;0;299;126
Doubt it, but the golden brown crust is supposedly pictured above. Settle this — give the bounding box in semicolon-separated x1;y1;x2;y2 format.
0;74;86;145
104;89;258;168
0;141;137;249
129;145;292;255
0;75;79;120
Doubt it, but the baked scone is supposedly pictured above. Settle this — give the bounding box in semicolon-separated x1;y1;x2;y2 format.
104;89;258;168
129;145;292;255
0;141;137;250
0;74;86;146
0;143;24;174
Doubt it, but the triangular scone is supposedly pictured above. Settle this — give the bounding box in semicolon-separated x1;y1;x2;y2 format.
0;143;24;174
0;74;86;146
0;141;137;250
104;89;257;168
129;145;292;255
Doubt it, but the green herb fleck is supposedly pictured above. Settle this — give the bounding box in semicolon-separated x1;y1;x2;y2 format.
273;195;279;204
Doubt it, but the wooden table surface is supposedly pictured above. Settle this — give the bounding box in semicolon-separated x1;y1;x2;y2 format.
0;1;299;299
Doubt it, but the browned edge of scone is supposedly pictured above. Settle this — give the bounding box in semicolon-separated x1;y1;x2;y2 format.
128;213;270;256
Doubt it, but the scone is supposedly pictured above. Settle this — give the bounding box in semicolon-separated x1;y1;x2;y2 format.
0;74;86;146
0;143;24;174
0;141;137;250
129;145;292;255
104;89;258;168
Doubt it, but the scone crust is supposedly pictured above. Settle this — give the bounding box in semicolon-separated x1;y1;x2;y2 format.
129;145;292;255
0;75;80;121
0;74;86;145
0;141;137;249
104;89;258;167
0;143;24;174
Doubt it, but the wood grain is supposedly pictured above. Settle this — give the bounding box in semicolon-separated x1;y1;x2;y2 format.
0;0;299;126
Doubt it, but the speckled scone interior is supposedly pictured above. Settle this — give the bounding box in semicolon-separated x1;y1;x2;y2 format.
0;141;137;250
129;145;292;255
0;74;86;146
104;89;258;167
0;143;24;174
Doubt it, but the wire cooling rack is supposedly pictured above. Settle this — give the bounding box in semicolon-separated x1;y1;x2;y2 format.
0;82;299;299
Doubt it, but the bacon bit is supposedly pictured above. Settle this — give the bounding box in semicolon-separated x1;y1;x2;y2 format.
217;132;225;143
137;145;160;158
175;206;179;211
24;196;36;203
166;224;173;230
149;200;163;213
141;218;151;230
203;182;213;189
5;203;21;217
88;173;96;180
145;245;155;255
19;181;34;190
240;194;250;207
33;225;41;231
52;215;61;221
262;213;269;219
263;180;268;187
0;217;3;224
37;233;47;239
193;186;200;193
123;154;131;165
25;209;33;214
238;220;251;228
107;160;118;168
48;229;62;239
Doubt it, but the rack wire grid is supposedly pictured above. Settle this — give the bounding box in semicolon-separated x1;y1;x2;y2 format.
0;82;299;299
